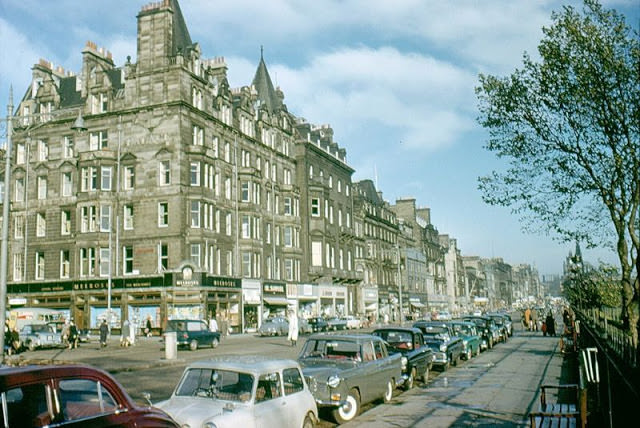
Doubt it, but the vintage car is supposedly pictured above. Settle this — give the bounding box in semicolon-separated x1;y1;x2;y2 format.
449;321;482;359
298;333;403;424
165;319;221;350
461;316;501;349
325;317;348;331
258;317;289;336
19;323;63;351
487;312;513;338
343;315;362;329
156;356;317;428
372;327;434;390
413;321;464;370
307;317;328;332
0;364;178;427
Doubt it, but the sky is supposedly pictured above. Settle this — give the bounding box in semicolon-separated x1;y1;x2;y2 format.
0;0;637;276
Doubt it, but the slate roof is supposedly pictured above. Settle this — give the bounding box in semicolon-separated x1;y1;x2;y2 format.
170;0;193;57
252;51;281;114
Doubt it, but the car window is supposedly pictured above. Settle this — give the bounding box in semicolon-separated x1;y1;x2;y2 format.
175;369;254;403
373;341;385;359
255;372;281;403
282;368;304;395
187;321;203;332
58;379;118;421
4;383;52;427
362;342;375;361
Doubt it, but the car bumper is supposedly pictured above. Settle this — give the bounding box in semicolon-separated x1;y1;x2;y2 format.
431;351;448;367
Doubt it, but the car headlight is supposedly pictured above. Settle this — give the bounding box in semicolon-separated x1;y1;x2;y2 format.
439;344;447;352
462;342;467;350
327;375;341;388
203;423;216;428
401;356;408;370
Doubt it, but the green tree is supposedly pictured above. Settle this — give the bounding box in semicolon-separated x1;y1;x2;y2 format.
476;0;639;347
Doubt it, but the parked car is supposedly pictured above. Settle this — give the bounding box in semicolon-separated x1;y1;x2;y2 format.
326;317;348;331
372;327;434;390
298;317;313;335
156;356;318;428
307;317;328;332
165;319;221;351
298;333;403;424
490;312;513;337
460;316;500;349
449;321;482;359
258;317;289;336
413;321;464;370
0;364;178;427
434;311;452;321
486;313;510;342
343;315;362;329
19;323;63;351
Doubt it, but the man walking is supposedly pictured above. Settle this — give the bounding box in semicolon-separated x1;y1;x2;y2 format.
99;319;109;348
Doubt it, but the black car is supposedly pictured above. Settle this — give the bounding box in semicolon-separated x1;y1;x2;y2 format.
460;316;500;349
307;317;328;332
413;321;464;370
165;319;221;351
372;327;434;390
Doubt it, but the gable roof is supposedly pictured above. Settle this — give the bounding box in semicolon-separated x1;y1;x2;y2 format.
252;51;281;114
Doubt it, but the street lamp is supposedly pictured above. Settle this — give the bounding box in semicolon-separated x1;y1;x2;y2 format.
396;244;403;326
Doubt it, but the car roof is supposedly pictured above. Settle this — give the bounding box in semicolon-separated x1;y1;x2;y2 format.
306;333;382;343
372;327;422;334
1;364;115;389
186;356;300;374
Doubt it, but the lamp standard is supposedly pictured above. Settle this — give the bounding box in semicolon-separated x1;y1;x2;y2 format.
396;244;403;326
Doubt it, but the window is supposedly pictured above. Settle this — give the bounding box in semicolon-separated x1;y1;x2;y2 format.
284;169;291;185
285;259;293;281
192;125;204;145
37;140;48;161
159;243;168;271
80;247;96;277
284;197;292;215
190;162;200;186
158;202;169;227
36;213;46;237
62;172;73;197
256;372;282;403
311;198;320;217
37;176;47;199
225;213;232;236
123;246;134;274
81;205;97;233
13;255;23;281
224;177;231;199
311;241;322;267
241;181;250;202
242;252;251;277
89;130;108;150
159;160;171;186
192;87;203;109
190;201;201;228
284;226;292;247
328;175;333;189
123;165;135;190
100;205;111;231
35;251;45;279
16;143;25;164
61;210;71;235
242;216;250;239
123;205;134;230
101;166;112;190
224;141;231;163
99;247;110;276
14;177;24;202
14;215;24;239
58;379;117;422
81;167;97;191
63;135;74;158
338;179;342;193
212;136;219;157
191;244;201;267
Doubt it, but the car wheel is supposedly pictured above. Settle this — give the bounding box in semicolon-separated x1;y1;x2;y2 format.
475;346;481;357
382;379;393;403
422;366;430;384
28;342;36;352
211;338;219;349
302;414;315;428
404;368;416;390
189;340;198;351
332;388;360;424
488;338;494;349
451;354;458;366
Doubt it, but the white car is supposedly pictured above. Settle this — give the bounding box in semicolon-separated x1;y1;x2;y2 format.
436;311;452;321
156;356;318;428
343;315;362;329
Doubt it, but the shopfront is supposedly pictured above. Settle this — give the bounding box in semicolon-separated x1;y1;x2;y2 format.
262;282;289;319
319;285;347;317
242;279;261;332
362;286;379;325
295;283;319;318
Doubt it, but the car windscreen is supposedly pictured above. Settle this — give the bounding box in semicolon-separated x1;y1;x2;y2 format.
31;324;54;333
176;368;254;402
300;339;361;360
451;325;473;336
373;331;413;350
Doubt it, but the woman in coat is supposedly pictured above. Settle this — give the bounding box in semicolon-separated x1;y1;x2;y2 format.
287;311;299;347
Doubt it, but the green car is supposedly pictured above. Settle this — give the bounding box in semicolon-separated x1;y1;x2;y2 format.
449;321;482;360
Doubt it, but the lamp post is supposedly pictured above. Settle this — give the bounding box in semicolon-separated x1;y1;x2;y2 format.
396;244;403;326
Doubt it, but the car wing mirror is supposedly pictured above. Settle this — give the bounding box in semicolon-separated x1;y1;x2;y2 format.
141;392;152;406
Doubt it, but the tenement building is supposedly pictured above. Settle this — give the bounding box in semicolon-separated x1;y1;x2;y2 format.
2;0;356;333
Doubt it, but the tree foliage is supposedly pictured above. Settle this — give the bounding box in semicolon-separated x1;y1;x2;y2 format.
476;0;639;344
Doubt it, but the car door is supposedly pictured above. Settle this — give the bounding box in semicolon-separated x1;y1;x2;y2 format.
254;372;288;428
282;367;310;426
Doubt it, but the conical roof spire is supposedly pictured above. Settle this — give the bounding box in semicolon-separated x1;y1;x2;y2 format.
169;0;193;56
252;47;281;114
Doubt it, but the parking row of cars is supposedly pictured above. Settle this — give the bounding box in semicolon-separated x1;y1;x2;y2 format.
257;315;364;337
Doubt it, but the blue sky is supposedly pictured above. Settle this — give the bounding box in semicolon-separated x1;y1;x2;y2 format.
1;0;637;275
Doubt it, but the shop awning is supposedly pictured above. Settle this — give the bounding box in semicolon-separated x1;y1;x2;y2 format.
365;303;378;311
263;297;290;306
410;302;426;308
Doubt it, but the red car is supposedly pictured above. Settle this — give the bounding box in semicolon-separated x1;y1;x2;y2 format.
0;364;178;427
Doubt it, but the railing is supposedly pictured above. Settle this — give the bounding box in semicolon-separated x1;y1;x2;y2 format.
574;306;637;369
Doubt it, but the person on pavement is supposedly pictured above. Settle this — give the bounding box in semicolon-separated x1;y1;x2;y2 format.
99;319;109;348
287;310;299;347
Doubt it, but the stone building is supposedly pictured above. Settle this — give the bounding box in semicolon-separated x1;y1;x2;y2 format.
2;0;353;333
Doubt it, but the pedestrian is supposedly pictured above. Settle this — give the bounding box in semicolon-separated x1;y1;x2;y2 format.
68;320;79;349
61;321;70;348
287;310;299;347
562;308;572;331
531;308;538;332
99;319;109;348
545;312;556;337
209;316;218;333
145;316;153;337
524;308;531;331
121;320;131;347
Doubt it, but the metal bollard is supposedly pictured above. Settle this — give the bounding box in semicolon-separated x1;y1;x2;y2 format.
164;331;177;360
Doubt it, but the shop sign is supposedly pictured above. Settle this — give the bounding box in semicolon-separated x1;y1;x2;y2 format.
176;266;200;286
203;276;241;289
263;282;286;296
